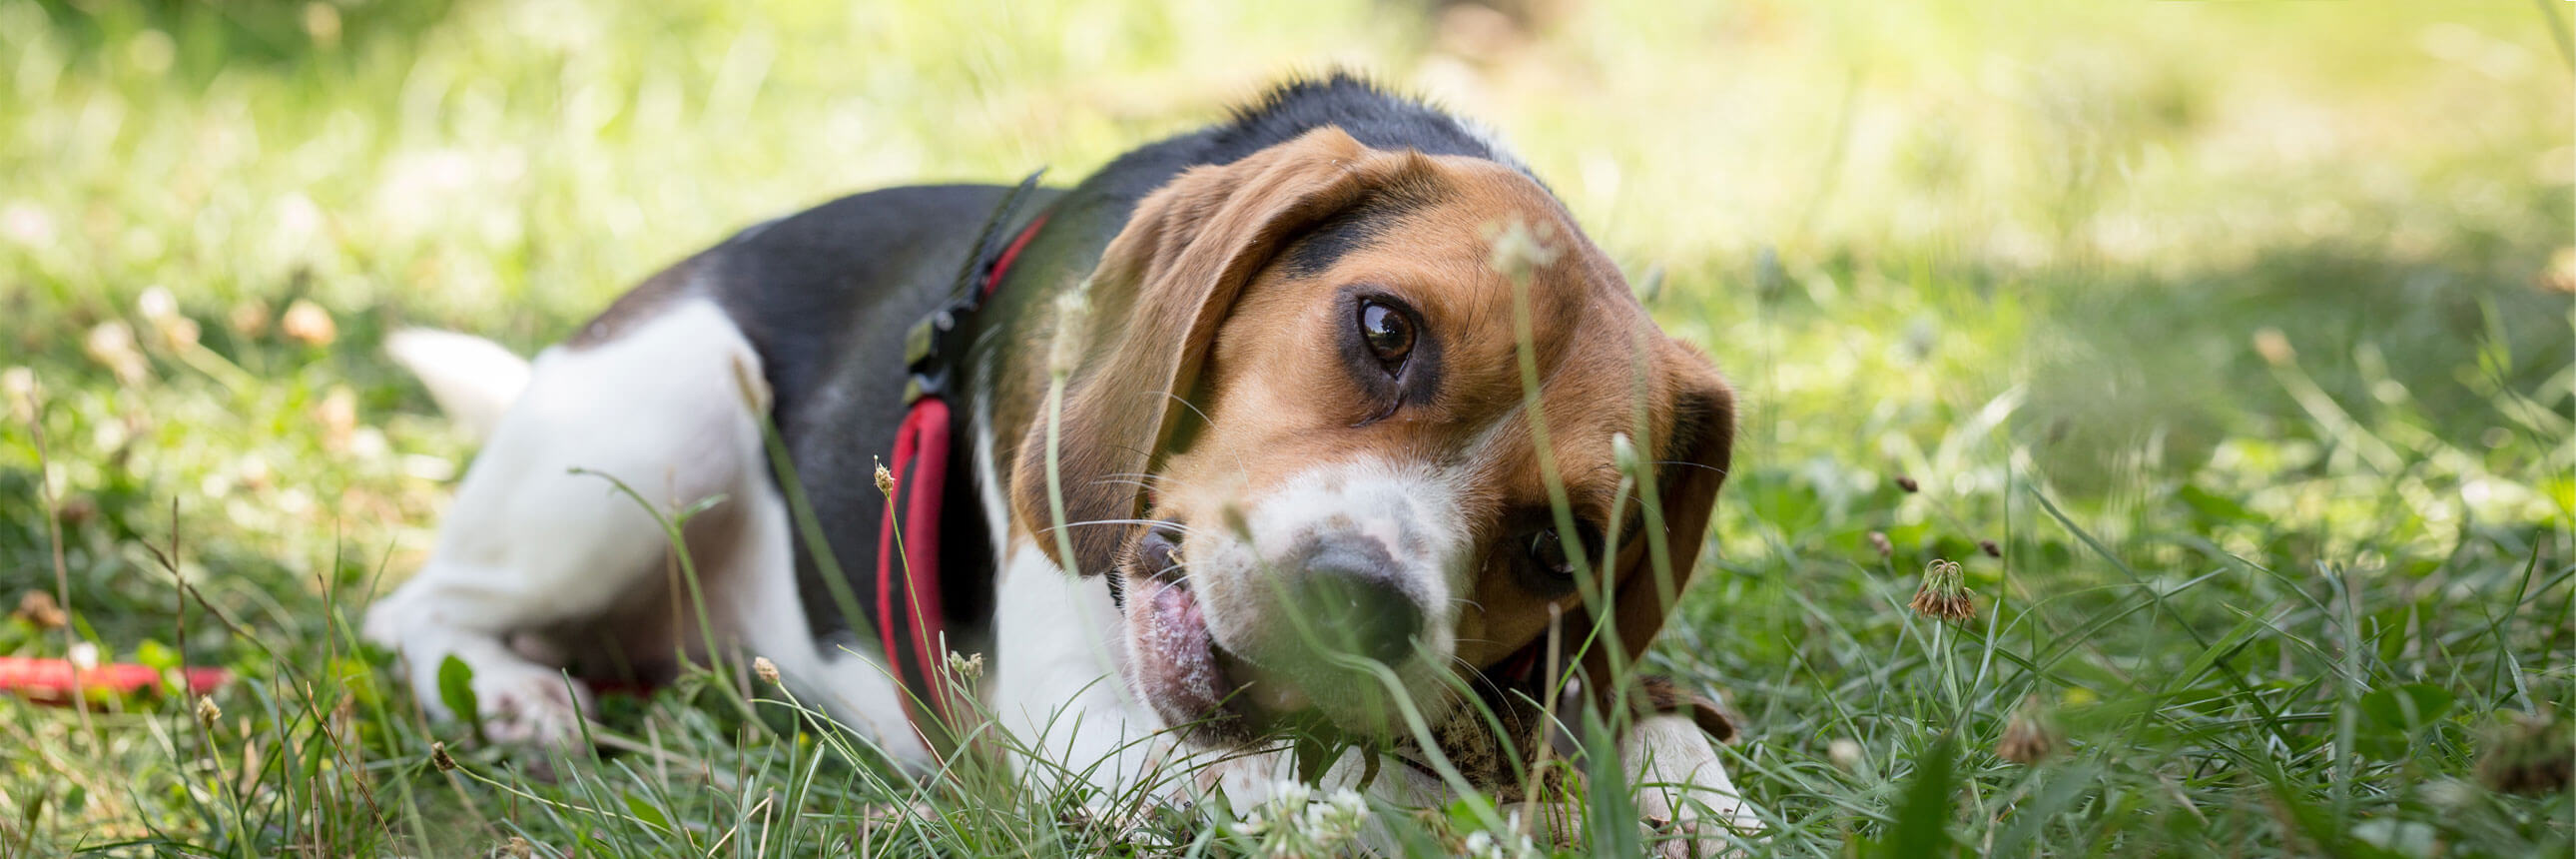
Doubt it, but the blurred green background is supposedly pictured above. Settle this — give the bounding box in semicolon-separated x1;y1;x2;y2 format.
1;0;2569;855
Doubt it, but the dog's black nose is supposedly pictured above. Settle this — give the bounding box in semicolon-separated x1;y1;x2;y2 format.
1135;522;1186;578
1287;542;1422;665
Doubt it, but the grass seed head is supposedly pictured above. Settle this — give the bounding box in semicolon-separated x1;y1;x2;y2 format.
430;741;457;772
874;459;895;496
1893;474;1920;493
1047;281;1093;380
946;650;984;681
194;695;221;730
1909;558;1975;622
1610;431;1641;477
753;656;780;684
1867;531;1893;558
1485;219;1560;283
1980;538;2003;558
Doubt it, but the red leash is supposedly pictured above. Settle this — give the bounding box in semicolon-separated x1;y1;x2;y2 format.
880;211;1047;737
0;656;228;702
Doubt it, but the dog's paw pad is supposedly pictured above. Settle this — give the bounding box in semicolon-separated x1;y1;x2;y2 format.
474;668;593;748
1647;802;1764;859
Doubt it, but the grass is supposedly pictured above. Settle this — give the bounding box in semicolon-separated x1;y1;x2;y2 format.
3;0;2572;855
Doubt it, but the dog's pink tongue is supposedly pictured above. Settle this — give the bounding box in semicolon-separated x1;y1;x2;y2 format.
1135;581;1221;712
1152;583;1205;644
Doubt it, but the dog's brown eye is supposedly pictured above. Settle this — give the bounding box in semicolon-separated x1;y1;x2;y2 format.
1524;522;1603;584
1528;527;1574;578
1358;300;1413;369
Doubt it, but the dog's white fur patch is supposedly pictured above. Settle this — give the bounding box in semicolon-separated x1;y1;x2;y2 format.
363;298;929;767
1182;457;1471;724
988;542;1177;793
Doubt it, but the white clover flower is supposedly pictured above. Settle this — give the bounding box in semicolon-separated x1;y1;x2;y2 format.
1464;826;1540;859
1235;781;1371;855
1828;738;1863;771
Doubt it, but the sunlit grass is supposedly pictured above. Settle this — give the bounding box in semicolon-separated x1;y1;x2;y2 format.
2;0;2570;855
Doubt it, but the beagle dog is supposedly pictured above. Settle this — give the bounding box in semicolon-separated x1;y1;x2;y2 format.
365;74;1754;846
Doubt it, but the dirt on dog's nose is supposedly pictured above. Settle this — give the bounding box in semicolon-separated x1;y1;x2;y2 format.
1282;540;1421;664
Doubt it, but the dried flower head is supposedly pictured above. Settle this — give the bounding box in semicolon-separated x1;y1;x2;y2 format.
1892;474;1920;493
138;286;179;324
874;460;896;496
1867;531;1893;559
137;286;199;349
1909;559;1976;622
430;741;457;772
194;695;222;730
947;651;985;681
1979;539;2002;558
753;656;780;684
281;299;337;347
14;590;67;629
2475;711;2572;796
316;386;359;453
2545;247;2576;295
1995;695;2061;765
2251;328;2294;366
2;366;35;423
84;321;147;386
228;300;271;339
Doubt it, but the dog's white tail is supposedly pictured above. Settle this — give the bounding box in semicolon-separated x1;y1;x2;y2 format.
385;329;532;442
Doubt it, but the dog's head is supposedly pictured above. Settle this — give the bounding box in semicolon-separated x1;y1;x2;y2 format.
1010;127;1734;746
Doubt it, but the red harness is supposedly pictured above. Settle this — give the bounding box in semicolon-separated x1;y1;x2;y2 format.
879;209;1048;739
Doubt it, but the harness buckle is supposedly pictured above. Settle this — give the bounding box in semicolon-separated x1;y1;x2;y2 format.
904;310;958;405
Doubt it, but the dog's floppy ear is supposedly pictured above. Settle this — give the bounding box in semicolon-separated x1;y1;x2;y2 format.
1010;126;1426;580
1582;355;1736;710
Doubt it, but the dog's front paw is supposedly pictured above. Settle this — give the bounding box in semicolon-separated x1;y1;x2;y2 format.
470;662;594;749
1626;712;1763;858
1640;792;1762;859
